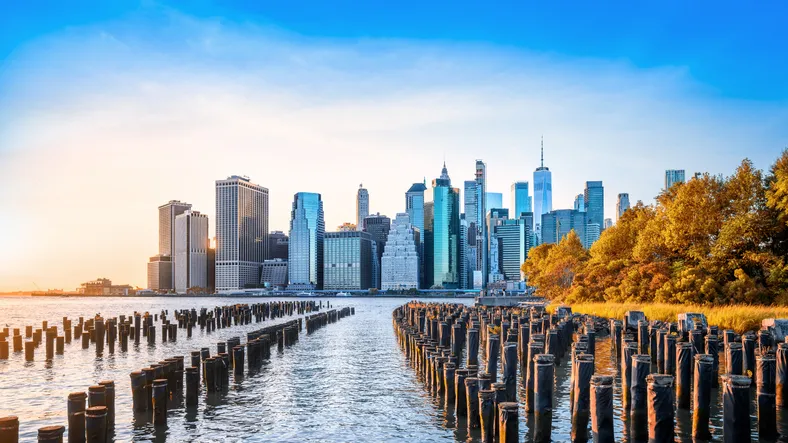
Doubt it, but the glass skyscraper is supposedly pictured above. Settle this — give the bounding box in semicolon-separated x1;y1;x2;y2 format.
541;209;586;246
584;181;604;230
616;193;631;222
533;139;552;241
485;192;503;215
424;201;434;288
475;160;487;287
495;218;529;281
510;182;532;219
665;169;686;191
431;163;460;288
288;192;325;290
406;181;427;288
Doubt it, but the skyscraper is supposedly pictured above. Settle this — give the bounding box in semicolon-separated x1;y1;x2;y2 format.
406;181;427;243
616;193;631;222
485;192;503;214
584;181;604;231
464;181;480;227
215;176;269;291
585;223;601;249
174;210;209;293
268;231;289;260
533;138;553;241
381;213;420;290
147;255;172;291
459;216;468;289
541;209;586;246
287;192;325;290
495;218;529;281
431;163;460;288
323;231;373;290
424;201;434;288
364;213;391;289
511;182;532;218
604;218;613;230
574;194;585;212
159;200;192;256
665;169;686;190
356;184;369;231
475;160;488;287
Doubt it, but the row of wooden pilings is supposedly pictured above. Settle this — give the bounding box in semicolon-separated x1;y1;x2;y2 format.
0;301;341;442
393;302;780;443
0;301;325;362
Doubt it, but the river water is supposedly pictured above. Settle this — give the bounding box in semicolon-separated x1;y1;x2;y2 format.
0;296;777;442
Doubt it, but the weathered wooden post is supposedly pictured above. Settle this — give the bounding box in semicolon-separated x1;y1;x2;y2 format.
757;353;778;442
37;425;65;443
467;328;479;366
664;334;676;376
676;342;693;409
185;367;199;406
68;392;87;443
572;353;594;443
129;371;147;412
705;334;719;388
631;354;651;442
743;333;756;376
465;377;480;430
152;379;168;426
443;363;456;409
84;406;107;443
501;343;517;402
590;375;614;443
498;402;518;443
726;342;744;375
638;320;648;354
534;354;554;443
722;374;752;443
0;416;19;443
486;333;499;382
621;342;637;410
479;388;495;443
97;381;114;428
692;354;713;441
647;374;674;443
526;341;545;413
778;342;788;407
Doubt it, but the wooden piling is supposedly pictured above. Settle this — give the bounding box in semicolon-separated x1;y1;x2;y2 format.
36;425;65;443
130;371;147;412
572;353;594;443
534;354;554;443
757;353;778;442
152;379;168;426
647;374;675;443
465;377;480;430
676;342;693;410
693;354;713;441
0;416;19;443
722;374;752;443
590;375;614;443
67;392;87;443
478;389;495;443
498;402;518;443
84;406;107;443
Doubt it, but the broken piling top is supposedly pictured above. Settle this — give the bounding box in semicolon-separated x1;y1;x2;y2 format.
591;375;613;387
647;374;674;387
762;318;788;342
722;374;752;387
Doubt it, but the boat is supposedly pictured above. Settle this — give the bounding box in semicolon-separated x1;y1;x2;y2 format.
296;291;316;297
336;292;352;297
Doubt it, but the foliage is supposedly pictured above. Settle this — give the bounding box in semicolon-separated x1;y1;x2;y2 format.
523;150;788;307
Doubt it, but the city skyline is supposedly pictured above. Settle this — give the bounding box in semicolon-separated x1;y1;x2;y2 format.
2;4;787;291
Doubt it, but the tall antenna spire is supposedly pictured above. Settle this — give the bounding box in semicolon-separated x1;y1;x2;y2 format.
540;135;544;168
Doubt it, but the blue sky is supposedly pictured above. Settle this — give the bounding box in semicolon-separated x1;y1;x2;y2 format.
1;1;787;290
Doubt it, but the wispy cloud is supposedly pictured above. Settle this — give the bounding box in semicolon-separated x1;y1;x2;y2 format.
1;8;786;291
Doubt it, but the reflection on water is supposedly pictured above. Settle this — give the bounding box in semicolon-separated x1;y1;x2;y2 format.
0;296;784;441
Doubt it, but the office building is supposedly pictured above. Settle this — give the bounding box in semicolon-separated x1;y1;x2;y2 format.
533;138;552;241
584;181;604;234
424;201;434;288
207;245;215;293
157;200;191;289
260;259;288;289
511;182;532;218
489;234;504;283
268;231;289;260
604;218;613;230
174;210;209;293
381;213;420;290
585;223;601;249
475;160;488;287
363;213;391;289
495;218;530;281
574;194;585;212
541;209;587;245
215;176;269;291
486;192;503;214
665;169;686;190
147;255;172;291
616;193;631;222
431;163;460;288
406;181;427;243
323;231;373;290
357;184;369;231
288;192;325;290
459;217;468;289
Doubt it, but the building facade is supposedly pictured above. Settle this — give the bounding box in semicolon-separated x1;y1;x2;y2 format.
174;210;209;293
533;139;552;243
475;160;488;288
288;192;325;290
604;218;613;230
363;213;391;289
323;231;373;290
157;200;191;289
584;181;604;232
356;185;369;231
541;209;586;245
381;213;420;290
511;181;532;219
585;223;601;249
431;163;460;288
574;194;585;212
147;255;172;291
215;176;269;291
260;259;288;288
616;193;631;222
485;192;503;215
424;201;435;288
268;231;289;260
495;218;529;281
665;169;686;190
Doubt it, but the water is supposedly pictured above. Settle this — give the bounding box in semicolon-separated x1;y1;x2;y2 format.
0;296;781;442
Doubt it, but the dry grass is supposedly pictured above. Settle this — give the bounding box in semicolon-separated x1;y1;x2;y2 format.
550;302;788;333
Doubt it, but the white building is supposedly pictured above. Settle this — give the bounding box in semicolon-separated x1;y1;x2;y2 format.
215;176;269;291
156;200;191;289
147;254;172;291
616;193;631;222
665;169;685;191
174;210;209;293
381;213;420;290
357;184;369;231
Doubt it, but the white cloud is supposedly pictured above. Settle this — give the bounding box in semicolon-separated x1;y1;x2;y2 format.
1;9;786;290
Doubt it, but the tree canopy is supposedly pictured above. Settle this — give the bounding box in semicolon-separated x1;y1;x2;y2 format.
521;149;788;305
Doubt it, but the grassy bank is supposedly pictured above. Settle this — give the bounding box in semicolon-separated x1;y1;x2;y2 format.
551;302;788;333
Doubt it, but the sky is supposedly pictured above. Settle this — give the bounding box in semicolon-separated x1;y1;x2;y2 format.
1;1;787;291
